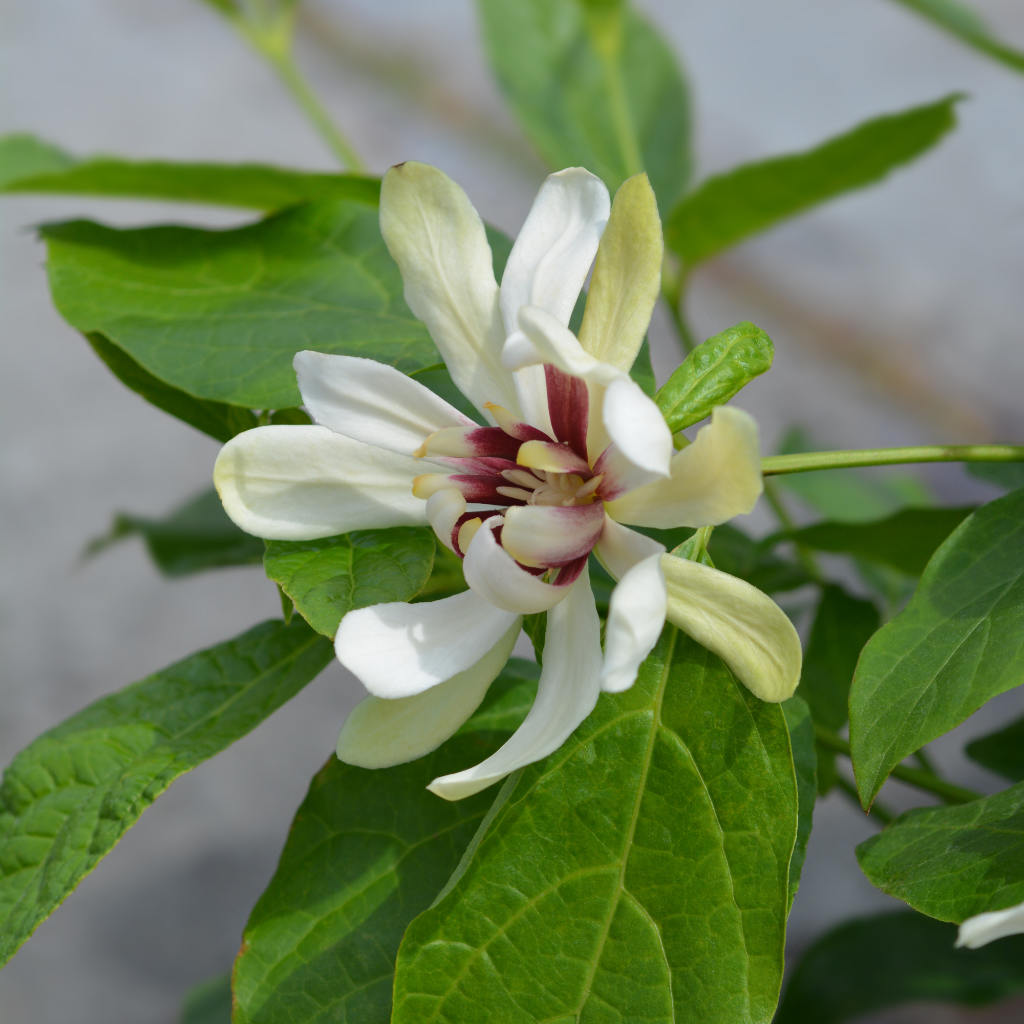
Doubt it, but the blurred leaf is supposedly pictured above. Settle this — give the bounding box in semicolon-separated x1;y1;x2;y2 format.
706;524;813;595
968;460;1024;491
392;631;797;1024
890;0;1024;74
263;528;437;638
630;337;657;396
180;974;232;1024
858;783;1024;922
783;696;817;909
87;488;264;577
966;715;1024;782
0;133;379;208
850;490;1024;806
776;910;1024;1024
476;0;692;209
232;662;538;1024
655;322;774;432
0;619;332;967
667;94;960;268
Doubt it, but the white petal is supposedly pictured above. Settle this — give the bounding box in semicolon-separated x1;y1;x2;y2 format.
294;351;471;455
597;376;673;490
335;590;519;698
595;516;664;579
956;900;1024;949
602;552;667;693
335;620;520;769
661;553;802;702
429;568;602;800
425;488;465;552
578;173;663;372
499;167;610;334
214;425;425;540
606;406;763;528
379;162;517;415
462;522;574;614
500;503;605;567
503;305;618;384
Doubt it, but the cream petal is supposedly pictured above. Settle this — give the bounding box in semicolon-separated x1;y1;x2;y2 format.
294;351;471;455
335;620;521;769
428;569;603;800
425;488;466;552
602;552;667;693
661;553;801;702
956;900;1024;949
335;590;520;699
379;162;517;415
462;522;574;614
605;406;763;528
214;425;425;540
501;503;605;568
578;173;663;372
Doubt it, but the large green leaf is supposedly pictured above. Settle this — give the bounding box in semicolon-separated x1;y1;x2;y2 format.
263;528;437;638
392;630;797;1024
232;661;538;1024
782;696;816;910
42;201;436;409
0;619;332;967
850;490;1024;805
776;911;1024;1024
857;783;1024;922
0;133;378;209
666;94;960;268
87;488;264;577
966;715;1024;782
476;0;692;210
889;0;1024;74
655;322;774;432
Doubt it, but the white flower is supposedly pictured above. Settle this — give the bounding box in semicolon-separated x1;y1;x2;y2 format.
956;899;1024;948
214;162;802;800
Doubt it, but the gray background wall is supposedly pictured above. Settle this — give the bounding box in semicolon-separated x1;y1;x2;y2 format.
2;1;1023;1021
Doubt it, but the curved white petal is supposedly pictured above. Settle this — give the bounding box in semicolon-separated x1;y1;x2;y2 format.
956;900;1024;949
425;488;465;552
501;503;605;568
606;406;763;528
578;172;663;372
379;162;516;415
335;590;519;699
294;351;471;455
335;620;520;769
503;305;618;385
429;568;602;800
595;516;664;579
661;553;802;702
602;552;667;693
462;522;574;614
597;376;673;491
214;425;425;540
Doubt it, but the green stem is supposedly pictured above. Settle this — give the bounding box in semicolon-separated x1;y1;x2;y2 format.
763;444;1024;477
763;479;826;583
834;774;894;826
814;726;981;805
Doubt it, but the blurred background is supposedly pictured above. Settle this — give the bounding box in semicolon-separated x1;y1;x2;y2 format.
2;1;1023;1020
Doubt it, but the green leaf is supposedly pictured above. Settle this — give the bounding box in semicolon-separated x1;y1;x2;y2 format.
0;619;332;967
968;460;1024;491
232;662;538;1024
966;715;1024;782
262;528;437;638
706;524;813;595
655;322;774;432
180;974;232;1024
86;333;258;442
476;0;692;210
666;94;960;268
776;910;1024;1024
42;200;436;410
782;696;816;909
890;0;1024;74
630;337;657;397
0;133;378;209
392;631;797;1024
86;488;264;577
850;490;1024;805
857;783;1024;922
774;505;974;577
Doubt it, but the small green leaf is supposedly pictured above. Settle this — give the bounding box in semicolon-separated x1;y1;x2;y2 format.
476;0;692;209
392;631;797;1024
857;783;1024;923
776;911;1024;1024
180;974;232;1024
655;322;773;432
0;133;74;187
890;0;1024;74
86;488;264;577
232;662;537;1024
850;490;1024;805
783;696;816;909
0;619;332;967
263;528;437;638
966;716;1024;782
666;94;960;268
